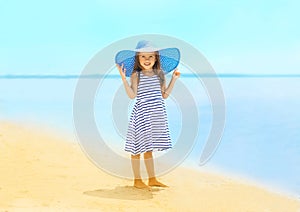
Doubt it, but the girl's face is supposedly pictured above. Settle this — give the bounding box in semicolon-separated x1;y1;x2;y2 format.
138;52;156;70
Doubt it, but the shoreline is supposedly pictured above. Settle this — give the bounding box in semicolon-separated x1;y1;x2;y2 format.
1;121;299;211
182;160;300;201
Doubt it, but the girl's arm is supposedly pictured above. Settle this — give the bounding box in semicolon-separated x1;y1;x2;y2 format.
123;74;138;99
116;64;138;99
161;69;180;99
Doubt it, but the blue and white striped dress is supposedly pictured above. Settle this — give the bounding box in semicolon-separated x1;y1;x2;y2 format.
125;71;172;155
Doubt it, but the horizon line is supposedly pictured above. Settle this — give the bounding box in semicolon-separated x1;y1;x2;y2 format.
1;73;300;79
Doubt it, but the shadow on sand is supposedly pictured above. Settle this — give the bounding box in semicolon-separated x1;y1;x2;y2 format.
84;186;162;200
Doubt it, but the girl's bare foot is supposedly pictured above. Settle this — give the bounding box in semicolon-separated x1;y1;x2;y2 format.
148;177;168;187
134;179;151;190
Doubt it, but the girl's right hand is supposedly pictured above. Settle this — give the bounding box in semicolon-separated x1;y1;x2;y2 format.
116;63;126;80
172;68;180;80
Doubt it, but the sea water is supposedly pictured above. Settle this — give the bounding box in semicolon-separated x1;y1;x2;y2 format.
1;74;300;197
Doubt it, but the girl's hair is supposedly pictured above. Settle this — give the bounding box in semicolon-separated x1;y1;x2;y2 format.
132;51;165;86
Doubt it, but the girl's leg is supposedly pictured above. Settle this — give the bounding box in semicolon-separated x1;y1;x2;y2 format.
144;151;168;187
131;154;149;189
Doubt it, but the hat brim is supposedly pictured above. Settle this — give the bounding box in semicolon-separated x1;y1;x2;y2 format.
115;48;180;77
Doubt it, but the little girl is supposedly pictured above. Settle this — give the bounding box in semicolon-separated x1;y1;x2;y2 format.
115;40;180;189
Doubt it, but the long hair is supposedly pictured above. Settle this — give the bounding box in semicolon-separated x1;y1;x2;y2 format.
132;51;165;86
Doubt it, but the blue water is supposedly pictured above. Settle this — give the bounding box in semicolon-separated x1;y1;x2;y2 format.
1;75;300;197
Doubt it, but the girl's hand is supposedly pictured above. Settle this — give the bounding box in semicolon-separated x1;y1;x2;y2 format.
172;68;180;80
116;63;126;80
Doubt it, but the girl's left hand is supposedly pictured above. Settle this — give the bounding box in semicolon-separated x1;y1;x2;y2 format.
172;68;180;79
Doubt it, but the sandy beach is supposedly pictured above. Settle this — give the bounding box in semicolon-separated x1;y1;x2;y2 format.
0;121;299;212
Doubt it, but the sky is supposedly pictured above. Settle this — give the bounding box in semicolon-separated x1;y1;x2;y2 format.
0;0;299;75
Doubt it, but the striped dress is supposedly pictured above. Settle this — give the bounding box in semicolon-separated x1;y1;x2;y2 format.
125;71;172;155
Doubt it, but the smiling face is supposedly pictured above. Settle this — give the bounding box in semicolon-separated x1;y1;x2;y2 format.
138;52;157;70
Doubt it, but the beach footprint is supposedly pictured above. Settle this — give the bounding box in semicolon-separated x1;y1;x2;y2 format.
84;186;160;200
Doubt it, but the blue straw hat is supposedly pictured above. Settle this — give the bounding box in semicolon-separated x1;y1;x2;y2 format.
115;40;180;77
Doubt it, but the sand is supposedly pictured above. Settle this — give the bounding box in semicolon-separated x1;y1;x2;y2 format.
0;121;299;212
